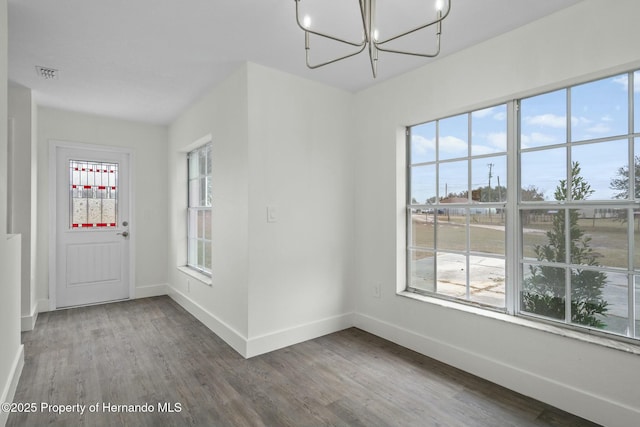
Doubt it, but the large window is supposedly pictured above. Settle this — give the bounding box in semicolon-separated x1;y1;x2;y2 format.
187;143;212;275
408;105;508;308
407;69;640;341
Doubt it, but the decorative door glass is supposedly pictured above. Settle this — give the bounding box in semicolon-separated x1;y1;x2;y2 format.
69;160;118;228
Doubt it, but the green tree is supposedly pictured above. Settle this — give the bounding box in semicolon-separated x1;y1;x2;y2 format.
471;185;507;202
520;185;545;226
610;155;640;199
522;162;608;328
521;185;545;202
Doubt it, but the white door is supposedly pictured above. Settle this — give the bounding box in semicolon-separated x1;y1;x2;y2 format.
54;146;131;308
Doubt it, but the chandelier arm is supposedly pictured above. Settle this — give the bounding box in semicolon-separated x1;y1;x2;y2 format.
305;43;367;70
374;1;451;46
295;0;366;48
374;42;441;59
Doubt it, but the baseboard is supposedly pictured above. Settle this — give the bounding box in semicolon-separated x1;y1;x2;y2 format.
353;313;639;427
135;283;169;299
36;285;168;313
167;286;248;357
20;304;38;332
0;345;24;427
246;313;355;358
37;299;50;314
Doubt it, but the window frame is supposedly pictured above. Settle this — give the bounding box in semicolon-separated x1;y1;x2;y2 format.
405;68;640;343
406;103;512;312
187;143;213;277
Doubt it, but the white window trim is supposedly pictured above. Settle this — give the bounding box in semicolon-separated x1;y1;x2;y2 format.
177;134;213;282
177;265;212;287
187;142;213;277
403;68;640;345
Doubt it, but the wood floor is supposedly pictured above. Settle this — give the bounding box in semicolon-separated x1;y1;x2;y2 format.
8;296;600;427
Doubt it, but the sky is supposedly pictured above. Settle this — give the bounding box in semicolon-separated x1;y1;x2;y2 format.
410;70;640;204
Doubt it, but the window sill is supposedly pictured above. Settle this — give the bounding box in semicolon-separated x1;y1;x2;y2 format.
398;290;640;356
177;266;212;287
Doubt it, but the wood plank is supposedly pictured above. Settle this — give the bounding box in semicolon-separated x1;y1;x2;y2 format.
7;297;600;427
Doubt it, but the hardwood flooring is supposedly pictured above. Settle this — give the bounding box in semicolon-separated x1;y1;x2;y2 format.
7;296;600;426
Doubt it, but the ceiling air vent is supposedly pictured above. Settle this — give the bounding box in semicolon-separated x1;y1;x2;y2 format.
35;66;59;80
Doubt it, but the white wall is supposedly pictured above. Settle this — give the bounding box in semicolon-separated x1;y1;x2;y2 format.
36;107;169;306
168;65;251;354
0;1;25;426
8;83;37;330
0;0;6;232
245;63;354;356
167;63;355;357
352;1;640;426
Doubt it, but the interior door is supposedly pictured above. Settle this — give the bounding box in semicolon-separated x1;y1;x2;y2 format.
55;146;131;308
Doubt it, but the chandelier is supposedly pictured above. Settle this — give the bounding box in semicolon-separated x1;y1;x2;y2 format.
294;0;452;78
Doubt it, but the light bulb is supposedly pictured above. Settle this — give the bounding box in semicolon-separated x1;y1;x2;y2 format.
435;0;444;11
373;29;379;42
303;15;311;29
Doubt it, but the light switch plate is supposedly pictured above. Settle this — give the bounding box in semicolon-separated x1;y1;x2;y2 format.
267;206;278;223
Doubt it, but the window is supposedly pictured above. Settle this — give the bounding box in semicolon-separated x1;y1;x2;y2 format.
69;160;118;228
520;73;637;338
408;105;508;309
187;143;212;275
407;69;640;341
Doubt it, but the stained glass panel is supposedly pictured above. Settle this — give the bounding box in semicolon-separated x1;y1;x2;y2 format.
69;160;118;229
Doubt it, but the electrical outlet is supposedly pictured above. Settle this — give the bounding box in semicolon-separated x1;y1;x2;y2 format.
373;283;381;298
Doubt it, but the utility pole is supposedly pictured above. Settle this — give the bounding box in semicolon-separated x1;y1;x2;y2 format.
487;163;494;201
487;163;494;220
497;176;503;221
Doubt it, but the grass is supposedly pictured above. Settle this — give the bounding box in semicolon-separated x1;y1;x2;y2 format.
411;214;640;269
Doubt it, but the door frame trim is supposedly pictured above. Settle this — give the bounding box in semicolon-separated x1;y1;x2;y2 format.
48;140;135;310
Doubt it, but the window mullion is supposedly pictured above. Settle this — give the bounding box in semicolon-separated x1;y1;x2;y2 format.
506;100;519;314
466;114;472;300
564;89;573;324
629;71;634;137
434;120;440;294
628;76;635;337
629;207;636;337
406;128;412;294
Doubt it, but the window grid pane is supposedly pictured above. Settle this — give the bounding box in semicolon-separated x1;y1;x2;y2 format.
518;71;638;339
408;103;507;309
408;68;640;342
187;143;213;275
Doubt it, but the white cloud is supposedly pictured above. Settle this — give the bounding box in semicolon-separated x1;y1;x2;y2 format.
493;111;506;121
472;107;495;118
601;115;613;122
411;135;434;155
613;75;627;89
521;132;557;149
439;135;467;153
525;114;566;128
613;74;640;93
471;145;498;156
571;115;591;127
586;123;610;134
487;132;507;150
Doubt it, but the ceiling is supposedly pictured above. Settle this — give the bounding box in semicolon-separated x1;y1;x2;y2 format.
8;0;582;125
